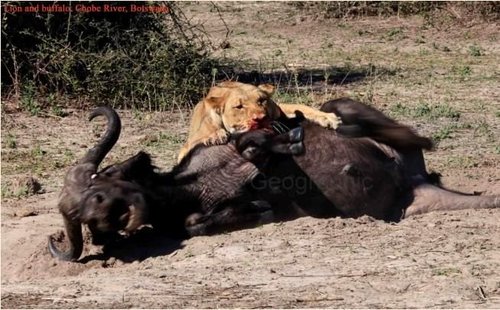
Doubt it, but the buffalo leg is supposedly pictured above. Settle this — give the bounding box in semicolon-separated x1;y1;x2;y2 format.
185;201;274;236
404;183;500;217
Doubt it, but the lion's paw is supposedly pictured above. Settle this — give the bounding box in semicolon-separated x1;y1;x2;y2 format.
311;113;342;129
206;129;229;146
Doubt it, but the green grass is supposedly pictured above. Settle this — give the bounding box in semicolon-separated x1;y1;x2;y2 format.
273;91;314;105
451;65;472;81
4;134;17;149
20;85;41;116
51;105;68;117
389;101;460;120
141;132;185;149
1;181;30;199
473;120;495;142
444;155;480;169
468;44;482;57
432;125;455;142
2;145;74;175
433;267;462;276
385;27;405;41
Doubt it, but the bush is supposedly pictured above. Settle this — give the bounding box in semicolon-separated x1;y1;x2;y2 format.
1;1;219;110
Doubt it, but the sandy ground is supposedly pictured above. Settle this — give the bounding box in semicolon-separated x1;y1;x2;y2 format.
2;3;500;308
1;107;499;309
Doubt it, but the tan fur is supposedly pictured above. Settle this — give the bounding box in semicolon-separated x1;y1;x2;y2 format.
178;81;341;162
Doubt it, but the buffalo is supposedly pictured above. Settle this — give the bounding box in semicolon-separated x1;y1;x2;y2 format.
48;100;499;261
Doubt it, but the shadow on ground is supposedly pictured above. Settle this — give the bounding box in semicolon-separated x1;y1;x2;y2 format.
79;228;185;263
217;64;397;90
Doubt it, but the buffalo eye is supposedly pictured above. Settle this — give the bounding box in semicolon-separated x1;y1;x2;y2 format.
92;193;104;204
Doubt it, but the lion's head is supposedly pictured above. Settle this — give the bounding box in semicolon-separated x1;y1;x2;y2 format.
203;81;281;133
178;80;340;162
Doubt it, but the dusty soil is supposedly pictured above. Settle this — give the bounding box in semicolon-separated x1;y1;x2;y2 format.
2;3;500;309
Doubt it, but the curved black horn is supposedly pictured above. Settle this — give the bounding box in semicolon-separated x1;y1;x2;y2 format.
82;106;121;165
47;215;83;262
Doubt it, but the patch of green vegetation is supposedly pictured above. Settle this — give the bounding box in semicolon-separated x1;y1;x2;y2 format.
1;181;28;199
473;120;495;142
429;104;461;119
452;65;472;80
132;109;144;121
62;149;75;164
445;155;480;169
51;105;68;117
274;91;314;105
20;84;41;116
3;2;219;111
14;185;30;198
468;44;482;57
142;132;185;149
433;267;462;276
386;27;403;38
432;125;457;142
494;145;500;154
389;102;460;121
385;28;406;41
31;145;46;158
1;183;12;199
2;143;71;175
419;48;430;56
4;134;17;149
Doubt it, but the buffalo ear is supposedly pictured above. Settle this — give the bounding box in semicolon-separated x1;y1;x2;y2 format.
121;151;154;177
98;151;153;180
258;84;276;96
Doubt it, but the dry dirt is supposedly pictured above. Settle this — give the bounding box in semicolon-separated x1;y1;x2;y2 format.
2;3;500;309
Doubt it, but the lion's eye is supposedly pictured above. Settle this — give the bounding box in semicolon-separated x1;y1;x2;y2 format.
234;104;244;109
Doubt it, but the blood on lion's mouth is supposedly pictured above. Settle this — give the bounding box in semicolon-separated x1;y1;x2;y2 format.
248;122;260;130
248;118;272;130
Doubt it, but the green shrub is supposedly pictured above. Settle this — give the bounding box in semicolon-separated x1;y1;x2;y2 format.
1;1;219;110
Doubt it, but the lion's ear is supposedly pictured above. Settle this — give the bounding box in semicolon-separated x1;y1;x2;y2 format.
204;86;228;112
205;96;224;113
258;84;276;96
206;85;229;98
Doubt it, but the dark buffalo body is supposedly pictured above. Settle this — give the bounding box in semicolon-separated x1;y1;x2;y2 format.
48;100;499;261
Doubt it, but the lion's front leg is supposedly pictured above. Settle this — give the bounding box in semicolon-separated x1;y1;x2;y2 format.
205;128;230;146
177;129;230;163
278;103;342;129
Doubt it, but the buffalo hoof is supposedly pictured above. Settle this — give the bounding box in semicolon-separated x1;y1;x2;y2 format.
288;127;304;143
186;222;208;237
289;141;304;155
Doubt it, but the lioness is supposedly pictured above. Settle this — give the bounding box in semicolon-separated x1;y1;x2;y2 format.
177;81;341;162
